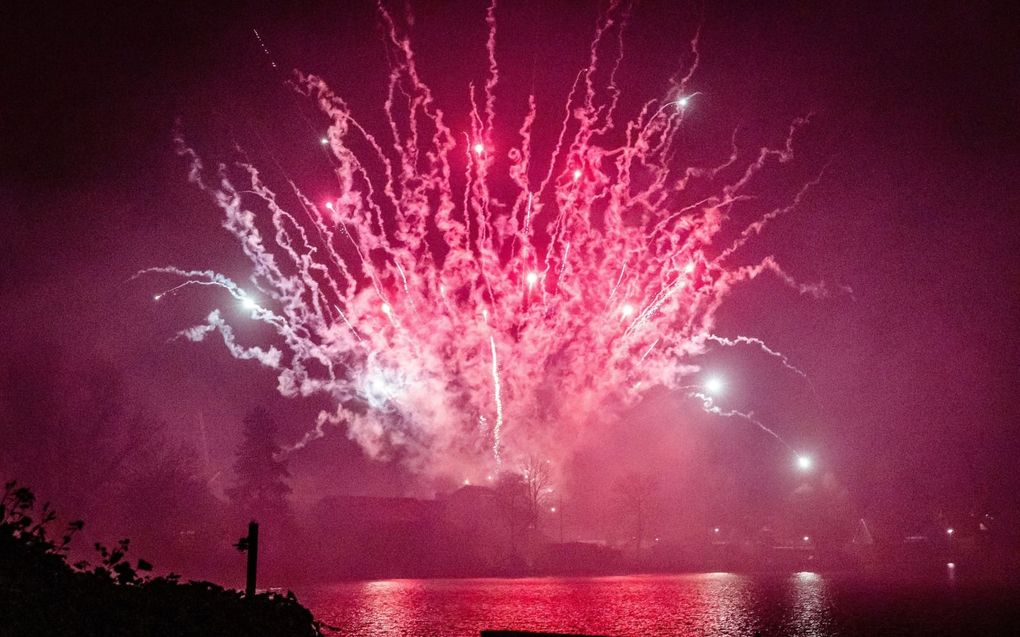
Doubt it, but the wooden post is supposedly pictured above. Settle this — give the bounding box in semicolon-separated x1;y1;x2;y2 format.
245;521;259;597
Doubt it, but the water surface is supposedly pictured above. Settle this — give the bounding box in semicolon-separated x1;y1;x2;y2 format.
300;571;1020;636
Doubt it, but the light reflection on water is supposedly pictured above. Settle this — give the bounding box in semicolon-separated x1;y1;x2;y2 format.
302;573;839;636
787;571;835;635
299;570;1020;636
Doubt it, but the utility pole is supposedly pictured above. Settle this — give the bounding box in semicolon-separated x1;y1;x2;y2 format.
245;521;259;597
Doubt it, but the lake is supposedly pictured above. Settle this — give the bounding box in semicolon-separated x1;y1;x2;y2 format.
298;569;1020;636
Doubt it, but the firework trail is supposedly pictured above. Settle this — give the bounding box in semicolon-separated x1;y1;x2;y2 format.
703;334;808;379
691;391;794;451
144;1;825;478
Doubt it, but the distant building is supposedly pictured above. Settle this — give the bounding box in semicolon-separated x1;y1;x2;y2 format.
309;485;535;577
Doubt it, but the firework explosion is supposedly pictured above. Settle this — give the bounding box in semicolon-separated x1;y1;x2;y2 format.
146;1;827;479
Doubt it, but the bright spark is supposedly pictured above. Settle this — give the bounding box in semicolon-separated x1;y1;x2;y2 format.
796;455;813;471
704;376;724;394
473;142;485;155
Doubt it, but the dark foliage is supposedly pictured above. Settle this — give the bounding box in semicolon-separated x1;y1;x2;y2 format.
227;408;291;521
0;481;325;636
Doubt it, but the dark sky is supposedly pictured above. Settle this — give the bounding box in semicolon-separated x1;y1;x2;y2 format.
2;1;1018;519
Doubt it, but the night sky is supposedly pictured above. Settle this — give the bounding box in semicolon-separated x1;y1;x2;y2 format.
2;0;1018;531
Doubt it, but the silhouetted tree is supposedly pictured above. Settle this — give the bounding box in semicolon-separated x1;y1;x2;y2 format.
494;471;532;564
120;440;226;570
492;457;554;569
227;408;291;521
521;455;553;531
615;472;658;563
0;350;157;527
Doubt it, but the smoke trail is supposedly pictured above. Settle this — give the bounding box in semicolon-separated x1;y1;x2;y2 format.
146;2;830;479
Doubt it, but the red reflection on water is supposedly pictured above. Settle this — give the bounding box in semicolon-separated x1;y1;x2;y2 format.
786;571;834;635
354;579;427;634
303;573;834;636
687;572;759;635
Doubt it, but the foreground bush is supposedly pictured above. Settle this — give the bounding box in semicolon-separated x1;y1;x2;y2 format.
0;481;325;636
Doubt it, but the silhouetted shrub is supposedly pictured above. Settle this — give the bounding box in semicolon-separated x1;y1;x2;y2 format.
1;480;326;636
